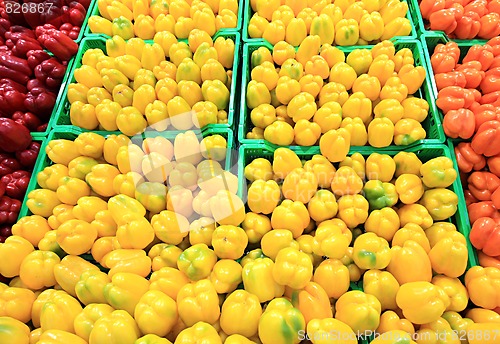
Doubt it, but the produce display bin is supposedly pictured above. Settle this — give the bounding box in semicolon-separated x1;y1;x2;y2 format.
238;38;445;148
75;0;97;43
408;0;489;45
53;32;241;133
243;0;418;45
83;0;245;39
237;142;478;269
18;126;236;220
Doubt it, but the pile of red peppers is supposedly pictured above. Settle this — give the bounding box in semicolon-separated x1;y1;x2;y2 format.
0;118;40;243
0;0;91;133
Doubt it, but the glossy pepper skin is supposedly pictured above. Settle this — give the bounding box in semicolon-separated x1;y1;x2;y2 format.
75;270;111;306
134;290;178;337
363;180;398;211
353;233;391;270
363;269;400;311
0;283;36;323
176;321;221;344
396;281;450;324
103;272;149;315
289;281;332;326
470;217;500;256
465;266;500;309
242;257;285;303
0;316;30;344
377;310;415;335
272;247;313;289
176;279;220;327
19;250;60;290
335;290;382;334
89;309;141;344
420;157;457;188
37;289;83;333
53;255;99;297
258;298;305;344
0;235;33;278
338;194;369;228
387;240;433;284
220;290;262;338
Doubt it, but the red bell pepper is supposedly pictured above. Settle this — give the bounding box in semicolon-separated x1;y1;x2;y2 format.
26;50;51;70
468;201;500;224
443;108;475;139
22;0;67;29
12;111;42;132
0;79;26;116
436;86;476;114
465;189;479;206
429;5;462;35
481;67;500;94
34;57;67;90
1;171;31;200
470;217;500;256
487;37;500;57
455;142;487;173
492;187;500;209
468;171;500;201
0;196;21;225
0;53;32;85
472;120;500;156
464;0;489;17
24;87;56;119
5;31;43;58
15;141;40;169
481;91;500;106
0;154;22;177
431;52;458;75
36;25;78;61
68;1;86;27
473;104;499;130
488;155;500;177
454;11;481;39
478;250;500;268
478;13;500;39
0;180;4;197
463;44;494;71
420;0;446;19
0;118;32;153
434;71;467;90
59;23;80;40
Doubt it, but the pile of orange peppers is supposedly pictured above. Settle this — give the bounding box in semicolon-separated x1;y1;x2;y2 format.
246;38;429;151
431;38;500;270
419;0;500;39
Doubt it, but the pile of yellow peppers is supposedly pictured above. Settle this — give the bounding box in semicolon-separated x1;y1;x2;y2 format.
246;38;429;152
248;0;411;46
68;31;235;134
88;0;238;39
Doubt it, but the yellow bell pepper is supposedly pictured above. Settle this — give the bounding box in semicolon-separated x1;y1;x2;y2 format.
286;92;316;123
335;19;359;46
335;290;382;333
242;257;285;302
339;152;366;180
364;207;400;241
397;281;450;325
149;243;182;271
272;247;313;289
395;174;424;205
133;14;154;40
367;117;395;148
116;216;155;250
312;101;342;134
36;164;69;191
392;223;430;252
340;117;368;146
55;176;91;205
420;157;457;188
73;303;114;342
380;76;408;102
366;152;396;181
398;65;426;95
338;194;369;228
208;190;245;226
352;74;381;102
103;134;130;166
429;233;467;278
353;232;391;270
310;14;335;45
382;17;412;40
0;236;34;278
374;98;404;124
11;215;50;247
220;290;262;337
85;164;120;198
38;290;83;333
103;272;149;315
46;139;82;165
0;317;30;344
103;249;151;278
290;281;332;326
432;276;468;313
0;283;35;323
74;65;102;89
100;68;128;94
394;118;426;145
330;165;363;197
377;310;415;335
72;196;107;223
320;128;351;163
149;266;189;301
68;156;99;181
465;266;500;309
271;199;310;238
111;16;134;39
263;121;294;146
112;84;134;108
387;240;432;284
176;243;217;281
211;225;247;260
19;250;60;290
363;180;396;211
402;97;429;122
369;55;396;86
363;270;400;312
272;147;301;180
282;167;318;204
308;189;338;223
201;79;229;111
305;318;357;344
312;219;350;259
74;269;110;305
420;188;458;221
56;219;97;255
89;309;141;343
26;189;61;218
305;55;330;80
134;68;156;90
116;106;147;135
53;255;99;297
260;229;299;261
134;290;177;337
394;152;422;177
209;259;242;294
88;16;113;36
247;180;280;216
86;87;112;107
176;322;221;344
177;279;220;326
136;334;173;344
313;258;350;299
398;203;434;229
466;308;500;323
342;92;372;124
258;297;305;344
359;12;384;42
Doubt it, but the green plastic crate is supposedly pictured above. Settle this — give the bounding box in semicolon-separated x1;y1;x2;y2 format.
83;0;244;39
421;31;488;107
408;0;489;45
18;126;236;220
237;142;476;268
243;0;418;46
30;56;75;140
53;32;241;133
75;0;97;43
238;38;445;148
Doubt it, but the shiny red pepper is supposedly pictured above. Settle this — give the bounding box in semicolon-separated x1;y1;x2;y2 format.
456;61;485;89
59;23;80;40
435;71;467;90
470;217;500;256
481;67;500;94
15;141;40;169
465;190;479;206
0;52;31;85
22;1;68;29
0;79;26;115
68;1;86;27
454;11;481;39
12;111;42;132
443;108;475;139
473;104;499;130
34;57;67;90
36;25;78;61
455;142;487;173
468;201;500;224
0;118;31;153
1;171;30;200
468;171;500;201
0;196;21;225
436;86;476;114
5;31;43;58
26;50;51;70
0;154;22;177
463;45;494;71
24;87;56;119
472;120;500;157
